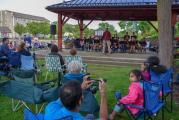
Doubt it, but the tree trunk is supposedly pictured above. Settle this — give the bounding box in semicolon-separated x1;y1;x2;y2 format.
157;0;173;68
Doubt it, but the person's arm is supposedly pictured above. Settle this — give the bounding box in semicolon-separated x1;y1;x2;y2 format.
99;80;108;120
119;83;138;104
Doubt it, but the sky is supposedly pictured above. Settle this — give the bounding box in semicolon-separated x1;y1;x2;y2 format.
0;0;121;31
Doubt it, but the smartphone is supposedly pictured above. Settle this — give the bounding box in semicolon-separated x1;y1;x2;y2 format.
83;73;90;77
92;79;107;83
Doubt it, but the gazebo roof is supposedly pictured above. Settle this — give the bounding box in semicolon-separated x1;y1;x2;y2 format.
46;0;179;21
47;0;157;9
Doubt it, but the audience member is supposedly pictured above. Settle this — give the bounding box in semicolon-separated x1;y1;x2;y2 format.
49;44;65;66
0;37;10;57
70;48;77;56
16;42;31;56
45;78;108;120
146;56;167;75
109;69;144;120
124;32;130;41
64;61;84;83
141;62;150;81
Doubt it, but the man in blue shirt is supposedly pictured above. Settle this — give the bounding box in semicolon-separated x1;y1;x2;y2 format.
45;76;108;120
0;37;10;57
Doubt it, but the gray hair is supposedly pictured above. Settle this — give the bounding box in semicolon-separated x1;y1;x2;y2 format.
67;61;82;73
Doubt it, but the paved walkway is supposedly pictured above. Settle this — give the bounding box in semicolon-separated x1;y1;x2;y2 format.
33;49;157;66
34;49;155;59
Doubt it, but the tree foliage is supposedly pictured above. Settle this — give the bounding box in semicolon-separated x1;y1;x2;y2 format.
14;23;26;36
175;22;179;37
39;22;50;35
98;22;116;35
53;21;159;40
60;23;95;38
26;21;50;36
118;21;158;40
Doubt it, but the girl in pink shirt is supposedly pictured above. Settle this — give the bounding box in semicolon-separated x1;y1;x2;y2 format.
109;70;144;120
141;62;150;81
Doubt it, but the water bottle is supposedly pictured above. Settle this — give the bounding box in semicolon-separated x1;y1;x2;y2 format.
115;91;121;100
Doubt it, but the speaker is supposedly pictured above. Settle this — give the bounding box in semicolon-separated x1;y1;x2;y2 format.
50;24;56;35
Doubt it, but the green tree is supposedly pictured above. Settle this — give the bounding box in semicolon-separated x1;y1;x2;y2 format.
73;25;80;38
175;22;179;37
26;22;40;36
63;23;75;35
26;21;50;36
118;21;158;40
98;22;116;35
14;23;26;37
39;22;50;35
53;22;95;38
84;28;95;38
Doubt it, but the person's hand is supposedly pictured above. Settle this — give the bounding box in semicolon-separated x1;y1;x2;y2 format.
99;79;106;96
81;75;94;90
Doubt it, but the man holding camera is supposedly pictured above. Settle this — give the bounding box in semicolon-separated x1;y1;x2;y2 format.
44;75;108;120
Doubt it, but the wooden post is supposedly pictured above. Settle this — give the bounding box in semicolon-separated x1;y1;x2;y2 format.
58;14;63;50
157;0;172;68
80;19;84;40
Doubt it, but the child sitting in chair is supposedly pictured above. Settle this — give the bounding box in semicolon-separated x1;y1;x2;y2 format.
141;62;150;81
109;69;144;120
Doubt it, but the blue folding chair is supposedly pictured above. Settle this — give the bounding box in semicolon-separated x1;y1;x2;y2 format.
20;55;35;70
150;68;173;112
24;108;73;120
123;81;164;120
24;108;44;120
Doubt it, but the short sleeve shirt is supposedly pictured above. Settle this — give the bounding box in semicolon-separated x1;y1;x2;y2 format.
44;99;84;120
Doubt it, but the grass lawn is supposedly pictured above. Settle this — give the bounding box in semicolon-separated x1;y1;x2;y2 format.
0;64;179;120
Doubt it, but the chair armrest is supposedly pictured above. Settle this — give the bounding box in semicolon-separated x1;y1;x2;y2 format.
38;80;56;85
122;104;144;110
83;63;87;67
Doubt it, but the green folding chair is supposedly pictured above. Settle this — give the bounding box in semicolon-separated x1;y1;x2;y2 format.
65;55;87;73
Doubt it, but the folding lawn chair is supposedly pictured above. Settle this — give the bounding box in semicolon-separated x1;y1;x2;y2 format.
20;54;40;82
24;108;74;120
150;68;173;112
65;55;87;73
45;54;65;85
20;55;35;70
24;108;44;120
1;69;59;113
123;81;164;120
